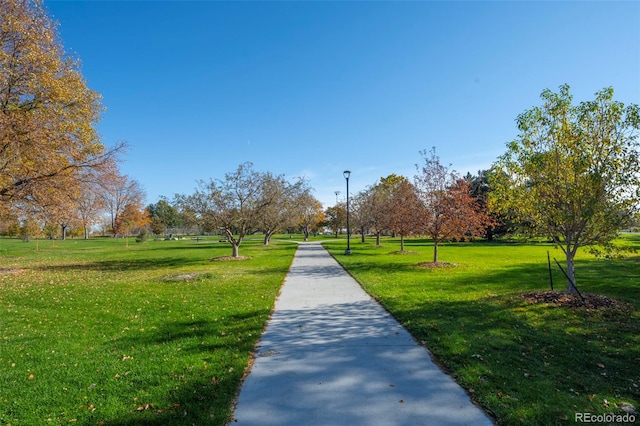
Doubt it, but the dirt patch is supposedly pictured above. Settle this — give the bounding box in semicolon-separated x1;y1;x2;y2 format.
416;262;458;268
158;272;213;283
0;268;24;275
167;273;200;281
520;290;634;311
389;250;418;255
210;256;250;261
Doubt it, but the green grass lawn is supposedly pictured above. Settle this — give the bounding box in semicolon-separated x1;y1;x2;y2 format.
0;236;297;425
2;234;638;425
324;235;640;425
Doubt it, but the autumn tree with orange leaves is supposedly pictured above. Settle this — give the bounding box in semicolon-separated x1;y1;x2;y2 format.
0;0;124;217
415;148;493;263
116;203;150;247
387;177;424;252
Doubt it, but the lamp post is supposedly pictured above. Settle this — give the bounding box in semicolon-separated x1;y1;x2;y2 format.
343;170;352;255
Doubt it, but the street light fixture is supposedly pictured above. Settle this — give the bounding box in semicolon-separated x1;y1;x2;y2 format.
343;170;352;255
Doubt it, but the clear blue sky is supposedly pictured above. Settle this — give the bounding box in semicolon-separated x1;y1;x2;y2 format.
45;1;640;208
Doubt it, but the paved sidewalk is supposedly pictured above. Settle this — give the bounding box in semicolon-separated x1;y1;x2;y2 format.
231;243;493;425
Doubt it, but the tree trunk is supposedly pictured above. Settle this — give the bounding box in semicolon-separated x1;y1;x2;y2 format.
84;225;89;240
263;230;274;245
232;242;240;257
566;252;577;294
400;234;405;252
360;226;365;243
433;240;439;263
376;231;381;247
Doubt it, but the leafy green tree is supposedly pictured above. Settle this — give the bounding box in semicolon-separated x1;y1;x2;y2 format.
146;198;182;236
324;204;346;238
490;85;640;293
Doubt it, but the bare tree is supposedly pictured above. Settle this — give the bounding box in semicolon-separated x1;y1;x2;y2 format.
182;163;268;257
101;175;146;237
76;181;107;239
257;176;313;245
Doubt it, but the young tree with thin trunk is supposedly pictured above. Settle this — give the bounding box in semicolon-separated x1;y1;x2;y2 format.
415;148;492;263
350;191;369;243
388;178;424;252
490;85;640;293
324;204;346;238
117;203;150;247
358;175;405;246
295;192;324;241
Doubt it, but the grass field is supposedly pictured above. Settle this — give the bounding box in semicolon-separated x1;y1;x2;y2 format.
0;236;297;425
1;234;638;425
324;235;640;425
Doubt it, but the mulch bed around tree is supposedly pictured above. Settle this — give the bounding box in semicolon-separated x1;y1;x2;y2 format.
210;256;250;261
159;273;201;282
416;261;458;268
520;290;634;311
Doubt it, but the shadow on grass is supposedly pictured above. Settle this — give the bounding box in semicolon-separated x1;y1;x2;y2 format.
389;295;639;424
31;256;293;275
103;310;270;425
322;240;640;423
31;256;209;272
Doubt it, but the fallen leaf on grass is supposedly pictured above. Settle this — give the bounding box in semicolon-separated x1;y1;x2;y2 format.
137;404;155;412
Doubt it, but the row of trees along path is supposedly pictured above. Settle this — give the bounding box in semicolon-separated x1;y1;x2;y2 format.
3;1;638;295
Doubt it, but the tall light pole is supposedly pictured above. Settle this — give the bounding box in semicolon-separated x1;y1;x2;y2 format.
343;170;352;255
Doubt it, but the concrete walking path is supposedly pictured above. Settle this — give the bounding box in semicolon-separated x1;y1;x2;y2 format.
231;243;493;425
